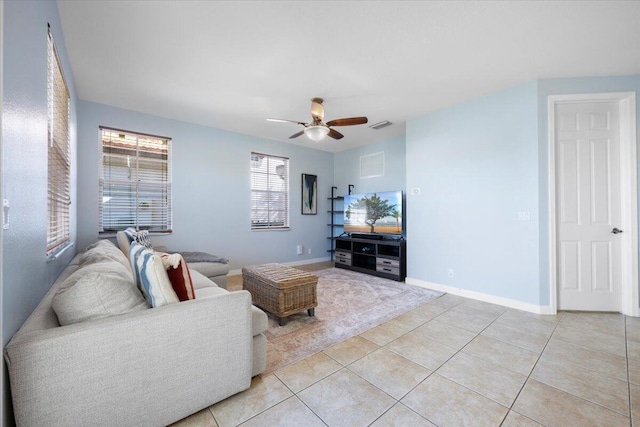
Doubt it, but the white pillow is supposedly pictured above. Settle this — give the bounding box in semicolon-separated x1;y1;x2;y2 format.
52;272;149;326
129;242;179;307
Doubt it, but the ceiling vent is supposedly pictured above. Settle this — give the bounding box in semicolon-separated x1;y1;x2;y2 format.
369;120;392;130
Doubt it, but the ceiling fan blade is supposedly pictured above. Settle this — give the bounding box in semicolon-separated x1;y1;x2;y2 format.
325;117;368;127
267;118;306;125
289;130;305;139
328;128;344;140
310;99;324;121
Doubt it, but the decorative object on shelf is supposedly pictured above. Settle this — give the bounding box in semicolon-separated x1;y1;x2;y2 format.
301;174;317;215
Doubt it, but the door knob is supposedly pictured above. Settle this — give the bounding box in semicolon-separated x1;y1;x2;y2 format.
611;228;623;234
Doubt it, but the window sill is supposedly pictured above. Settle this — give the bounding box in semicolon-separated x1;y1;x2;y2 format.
47;241;74;262
251;227;291;232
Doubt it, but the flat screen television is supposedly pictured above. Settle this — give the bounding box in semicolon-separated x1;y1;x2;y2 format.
344;190;403;235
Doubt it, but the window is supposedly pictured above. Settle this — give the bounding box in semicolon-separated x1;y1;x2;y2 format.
47;26;71;256
251;152;289;229
99;127;172;233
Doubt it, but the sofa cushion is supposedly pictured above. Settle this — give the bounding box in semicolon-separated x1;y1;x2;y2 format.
189;269;218;290
159;253;195;301
251;305;268;335
188;261;230;279
194;286;229;299
52;272;150;326
129;242;179;307
80;243;133;276
59;260;133;294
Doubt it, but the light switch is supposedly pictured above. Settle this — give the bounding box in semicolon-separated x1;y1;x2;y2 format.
3;199;9;230
411;188;421;196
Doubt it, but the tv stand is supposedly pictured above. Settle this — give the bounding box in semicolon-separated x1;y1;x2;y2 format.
334;236;406;281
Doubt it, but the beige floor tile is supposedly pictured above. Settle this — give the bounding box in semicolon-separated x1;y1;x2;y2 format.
498;308;561;326
531;354;629;415
348;348;431;399
513;379;630;427
275;351;342;393
169;409;218;427
627;324;640;344
298;368;395;427
413;319;477;350
237;396;325;427
481;321;550;353
209;375;292;427
434;305;498;333
370;403;437;427
494;311;558;337
323;335;379;365
401;374;508;427
386;329;458;370
408;302;449;320
628;340;640;360
387;308;431;331
553;324;626;357
544;338;628;381
629;357;640;385
559;311;626;337
462;335;539;376
456;299;508;317
427;293;465;310
631;383;640;424
360;321;407;346
436;352;527;407
501;411;544;427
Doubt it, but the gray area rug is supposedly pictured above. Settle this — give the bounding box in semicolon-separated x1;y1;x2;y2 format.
262;267;442;374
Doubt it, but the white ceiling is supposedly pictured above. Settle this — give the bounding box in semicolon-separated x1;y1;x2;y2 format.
57;1;640;153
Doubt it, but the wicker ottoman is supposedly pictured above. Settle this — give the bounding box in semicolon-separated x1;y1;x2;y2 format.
242;263;318;326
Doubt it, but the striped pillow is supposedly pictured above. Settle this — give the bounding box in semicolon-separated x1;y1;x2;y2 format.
129;242;179;307
159;253;196;301
134;229;153;248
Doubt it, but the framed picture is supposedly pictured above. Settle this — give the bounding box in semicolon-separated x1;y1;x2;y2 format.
302;174;317;215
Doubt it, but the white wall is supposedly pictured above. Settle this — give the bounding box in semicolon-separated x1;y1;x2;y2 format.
2;1;78;424
77;101;334;269
406;81;541;305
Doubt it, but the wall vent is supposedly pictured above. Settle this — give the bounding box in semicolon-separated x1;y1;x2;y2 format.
369;120;392;130
360;152;385;179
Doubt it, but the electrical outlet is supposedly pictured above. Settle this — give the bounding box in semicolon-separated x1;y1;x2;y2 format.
307;248;311;254
448;269;454;278
296;245;303;255
517;211;531;221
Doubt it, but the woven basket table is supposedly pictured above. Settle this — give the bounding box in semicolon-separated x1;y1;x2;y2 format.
242;263;318;326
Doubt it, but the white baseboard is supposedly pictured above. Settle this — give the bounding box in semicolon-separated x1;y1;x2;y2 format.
406;277;555;315
228;256;331;276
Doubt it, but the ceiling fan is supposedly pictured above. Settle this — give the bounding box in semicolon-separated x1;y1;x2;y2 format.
267;98;368;142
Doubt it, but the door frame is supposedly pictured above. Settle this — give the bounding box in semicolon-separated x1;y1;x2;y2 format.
548;92;638;316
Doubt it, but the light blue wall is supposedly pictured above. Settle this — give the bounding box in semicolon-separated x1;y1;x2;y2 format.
406;81;540;304
77;101;333;268
536;75;640;307
2;1;78;424
333;134;406;196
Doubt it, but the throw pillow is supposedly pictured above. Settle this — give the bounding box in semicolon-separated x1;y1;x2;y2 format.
159;253;196;301
52;272;149;326
134;229;153;248
80;243;133;275
58;261;134;294
129;242;179;307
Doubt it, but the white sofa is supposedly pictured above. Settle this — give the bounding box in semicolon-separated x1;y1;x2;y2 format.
4;240;267;427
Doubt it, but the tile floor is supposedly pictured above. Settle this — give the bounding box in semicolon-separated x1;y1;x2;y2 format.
171;275;640;427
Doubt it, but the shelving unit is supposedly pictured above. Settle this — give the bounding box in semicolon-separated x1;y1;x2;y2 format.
334;236;406;281
327;186;344;261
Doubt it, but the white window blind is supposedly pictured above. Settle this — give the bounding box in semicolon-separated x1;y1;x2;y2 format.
99;128;172;233
47;27;71;255
251;152;289;229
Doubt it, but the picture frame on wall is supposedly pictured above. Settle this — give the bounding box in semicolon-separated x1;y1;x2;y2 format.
302;174;317;215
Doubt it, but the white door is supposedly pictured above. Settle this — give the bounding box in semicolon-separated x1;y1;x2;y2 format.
556;101;622;311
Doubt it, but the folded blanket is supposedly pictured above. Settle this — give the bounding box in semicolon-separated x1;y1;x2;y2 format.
172;251;229;264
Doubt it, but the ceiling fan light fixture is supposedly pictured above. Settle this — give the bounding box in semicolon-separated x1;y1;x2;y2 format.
304;125;329;142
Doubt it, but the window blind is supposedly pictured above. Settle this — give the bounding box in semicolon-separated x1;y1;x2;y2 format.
47;27;71;255
99;128;172;233
251;152;289;229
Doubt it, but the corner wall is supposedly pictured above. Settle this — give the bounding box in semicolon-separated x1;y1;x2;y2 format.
406;81;541;306
77;101;334;269
2;1;78;425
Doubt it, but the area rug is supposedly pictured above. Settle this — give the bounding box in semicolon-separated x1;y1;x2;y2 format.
260;268;442;374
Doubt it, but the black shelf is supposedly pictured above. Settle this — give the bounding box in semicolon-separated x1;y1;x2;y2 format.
327;186;348;261
334;236;406;281
328;196;344;200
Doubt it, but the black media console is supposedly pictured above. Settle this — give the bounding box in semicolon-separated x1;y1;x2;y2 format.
334;236;406;281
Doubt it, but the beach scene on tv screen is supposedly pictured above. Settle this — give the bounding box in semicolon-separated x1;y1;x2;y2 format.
344;191;402;234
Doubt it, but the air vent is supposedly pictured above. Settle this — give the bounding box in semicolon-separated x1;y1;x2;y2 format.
369;120;392;130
